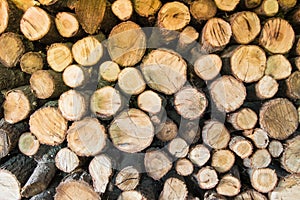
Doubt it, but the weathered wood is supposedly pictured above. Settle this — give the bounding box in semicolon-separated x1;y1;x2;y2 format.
156;119;178;142
286;71;300;99
0;67;28;91
167;137;189;158
235;189;267;200
20;52;44;74
189;0;217;22
243;149;272;169
159;177;188;200
175;158;194;176
0;169;21;200
194;54;222;81
133;0;161;17
18;132;40;156
254;0;279;16
244;128;269;149
268;140;283;158
269;174;300;200
204;191;226;200
227;108;258;130
188;144;210;167
202;120;230;149
281;135;300;173
138;90;162;114
250;168;278;193
254;75;279;99
211;150;235;173
195;166;219;189
265;54;292;80
98;61;120;87
176;26;199;54
229;136;253;159
55;147;81;173
216;174;241;197
115;166;140;191
118;67;146;95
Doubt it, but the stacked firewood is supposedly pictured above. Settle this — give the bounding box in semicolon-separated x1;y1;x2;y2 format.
0;0;299;199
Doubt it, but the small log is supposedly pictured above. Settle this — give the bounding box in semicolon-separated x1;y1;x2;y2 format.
259;18;295;54
176;26;199;54
144;149;172;180
254;75;278;99
194;54;222;81
227;108;258;130
38;0;58;5
210;75;246;113
89;154;113;193
174;87;207;120
188;144;210;167
159;177;188;200
0;0;23;34
243;149;272;169
72;36;103;66
195;166;219;189
230;11;261;44
0;32;25;68
3;85;37;124
243;128;269;149
235;189;267;200
204;191;226;200
10;0;36;11
55;147;81;173
0;169;21;200
254;0;279;16
265;55;292;80
18;132;40;156
67;117;107;157
98;61;120;86
55;12;81;38
112;0;133;21
199;18;232;53
47;43;73;72
20;52;44;74
250;168;278;193
55;180;100;200
167;137;189;158
133;0;161;18
0;67;28;91
118;190;146;200
90;86;123;120
156;119;178;142
115;166;140;191
20;6;61;43
278;0;297;10
141;49;187;95
29;106;68;145
269;174;300;200
216;174;241;197
118;67;146;95
211;150;235;173
259;98;299;140
63;64;93;88
107;21;146;67
242;0;262;8
286;71;300;99
189;0;217;22
202;120;231;150
179;121;201;144
214;0;240;11
58;89;90;121
30;70;68;99
268;140;283;158
281;135;300;174
175;158;194;176
75;0;106;34
138;90;162;114
229;136;253;159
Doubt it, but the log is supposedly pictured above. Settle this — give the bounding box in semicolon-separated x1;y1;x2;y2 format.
98;61;120;87
0;169;21;200
188;144;210;167
194;54;222;81
204;191;226;200
286;71;300;99
38;0;58;5
159;177;188;200
210;75;246;113
227;108;258;130
269;174;300;200
199;18;232;53
109;109;154;153
278;0;297;10
243;149;272;169
55;147;81;173
67;117;107;157
0;67;28;91
107;21;146;67
118;190;146;200
176;26;199;54
72;36;103;66
58;89;90;121
10;0;36;11
214;0;240;11
138;90;162;114
259;98;299;140
242;0;262;9
63;64;93;88
211;150;235;173
29;106;68;145
202;120;230;149
175;158;194;176
141;49;187;95
250;168;278;193
281;135;300;174
55;12;81;38
174;87;207;120
167;137;189;158
156;119;178;142
259;18;295;54
230;11;261;44
3;85;37;124
265;54;292;80
115;166;140;191
117;67;146;95
133;0;161;18
30;70;68;99
89;154;113;193
20;6;61;43
0;0;23;34
229;136;253;159
47;43;73;72
18;132;40;156
144;149;172;180
268;140;283;158
254;0;279;16
179;121;201;144
235;189;267;200
112;0;133;21
189;0;217;22
90;86;123;120
243;128;269;149
195;166;219;189
20;52;44;74
254;75;279;99
216;174;241;197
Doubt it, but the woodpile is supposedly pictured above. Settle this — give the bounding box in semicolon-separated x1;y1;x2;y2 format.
0;0;299;199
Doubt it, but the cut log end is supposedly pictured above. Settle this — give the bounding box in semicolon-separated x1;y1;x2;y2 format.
159;177;188;200
0;169;21;200
202;120;230;149
281;135;300;173
244;128;269;149
99;61;120;82
188;144;210;167
268;140;283;158
138;90;162;114
112;0;133;21
133;0;161;17
250;168;278;193
175;158;194;176
190;0;217;22
0;0;9;35
47;43;73;72
63;64;92;88
243;149;271;169
214;0;240;11
194;54;222;81
235;190;267;200
286;71;300;99
265;54;292;80
118;67;146;95
20;52;44;74
229;136;253;159
195;166;219;189
115;166;140;191
18;132;40;156
156;119;178;142
255;0;279;17
55;148;80;173
216;174;241;197
211;150;235;173
269;174;300;200
227;108;258;130
168;137;189;158
255;75;279;99
118;191;146;200
55;12;80;38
